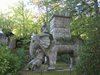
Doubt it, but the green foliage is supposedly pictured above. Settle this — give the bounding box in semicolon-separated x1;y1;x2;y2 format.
21;70;76;75
16;36;31;49
0;0;42;39
10;1;41;38
71;15;100;40
70;1;100;74
72;15;100;75
0;46;28;75
0;45;22;75
57;53;70;63
16;48;29;67
76;42;100;75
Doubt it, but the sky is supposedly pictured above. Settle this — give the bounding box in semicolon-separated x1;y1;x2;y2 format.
0;0;100;14
0;0;30;13
0;0;100;9
0;0;18;12
0;0;44;16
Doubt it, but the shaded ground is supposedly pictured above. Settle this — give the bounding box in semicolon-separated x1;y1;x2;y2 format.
21;71;76;75
21;62;76;75
41;62;68;70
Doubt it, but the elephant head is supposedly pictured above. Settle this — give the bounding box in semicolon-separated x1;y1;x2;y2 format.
26;32;51;70
29;32;51;59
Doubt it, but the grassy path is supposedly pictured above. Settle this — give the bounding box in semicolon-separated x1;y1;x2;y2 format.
21;71;76;75
21;62;76;75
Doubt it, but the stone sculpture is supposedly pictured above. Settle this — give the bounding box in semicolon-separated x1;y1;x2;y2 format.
26;48;45;70
8;32;16;49
26;22;51;70
27;15;80;71
0;29;16;50
0;29;8;45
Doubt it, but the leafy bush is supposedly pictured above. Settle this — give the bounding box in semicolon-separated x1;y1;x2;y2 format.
16;48;29;66
16;36;30;49
76;42;100;75
57;53;70;63
73;16;100;75
0;45;22;75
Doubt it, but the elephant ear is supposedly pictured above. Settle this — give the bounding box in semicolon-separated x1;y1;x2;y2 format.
39;34;50;49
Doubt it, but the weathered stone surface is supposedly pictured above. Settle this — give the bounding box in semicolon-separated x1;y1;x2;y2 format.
0;30;8;45
50;15;70;29
50;28;71;39
8;36;16;49
26;49;44;70
50;15;71;40
27;23;51;71
52;45;77;52
0;34;8;45
27;16;80;71
48;15;79;70
39;34;50;49
51;28;70;33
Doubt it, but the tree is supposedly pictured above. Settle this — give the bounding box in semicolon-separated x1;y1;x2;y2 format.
70;0;100;75
0;0;42;38
0;12;13;34
10;1;40;38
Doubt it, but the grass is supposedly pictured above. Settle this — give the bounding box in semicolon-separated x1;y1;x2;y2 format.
41;62;68;70
55;62;68;68
21;62;76;75
21;71;76;75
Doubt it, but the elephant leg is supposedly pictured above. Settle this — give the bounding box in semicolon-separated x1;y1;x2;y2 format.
45;55;50;67
48;50;57;70
69;56;76;69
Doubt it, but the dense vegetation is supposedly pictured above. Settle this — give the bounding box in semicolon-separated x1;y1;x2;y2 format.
72;15;100;75
0;45;24;75
0;0;100;75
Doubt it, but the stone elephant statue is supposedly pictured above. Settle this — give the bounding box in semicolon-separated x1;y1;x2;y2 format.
27;32;80;71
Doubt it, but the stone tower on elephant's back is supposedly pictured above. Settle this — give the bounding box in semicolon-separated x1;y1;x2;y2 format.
50;15;71;43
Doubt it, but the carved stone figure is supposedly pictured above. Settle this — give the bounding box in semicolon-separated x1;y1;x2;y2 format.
27;15;80;71
26;22;53;70
26;48;45;70
0;29;16;50
0;29;8;45
27;33;79;70
27;23;51;70
8;35;16;49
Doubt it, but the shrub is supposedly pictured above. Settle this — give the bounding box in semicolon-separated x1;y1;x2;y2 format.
16;48;29;67
72;15;100;75
76;42;100;75
0;45;22;75
16;36;30;49
57;53;70;63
